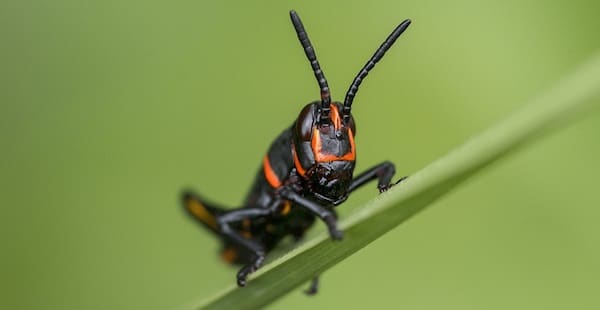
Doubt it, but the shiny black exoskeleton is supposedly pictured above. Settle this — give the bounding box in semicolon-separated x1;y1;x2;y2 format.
182;10;411;294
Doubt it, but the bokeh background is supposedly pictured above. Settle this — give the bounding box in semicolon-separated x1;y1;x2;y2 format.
2;0;600;309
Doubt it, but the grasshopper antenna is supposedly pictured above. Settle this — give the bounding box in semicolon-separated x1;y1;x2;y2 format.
342;19;411;123
290;10;331;124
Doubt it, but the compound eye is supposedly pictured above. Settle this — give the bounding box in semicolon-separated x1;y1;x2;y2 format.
295;103;317;141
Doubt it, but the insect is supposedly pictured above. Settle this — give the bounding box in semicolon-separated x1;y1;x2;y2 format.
182;10;411;294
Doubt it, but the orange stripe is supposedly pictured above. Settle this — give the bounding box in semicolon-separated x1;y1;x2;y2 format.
330;104;342;129
347;128;356;160
263;155;282;188
311;127;356;162
292;143;307;177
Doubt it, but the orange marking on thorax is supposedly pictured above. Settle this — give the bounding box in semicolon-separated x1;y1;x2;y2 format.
311;127;356;162
263;154;282;188
330;104;342;129
292;143;307;177
348;128;356;158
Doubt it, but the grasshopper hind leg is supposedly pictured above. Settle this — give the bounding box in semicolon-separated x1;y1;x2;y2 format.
182;190;226;233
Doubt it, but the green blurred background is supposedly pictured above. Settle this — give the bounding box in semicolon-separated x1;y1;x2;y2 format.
2;0;600;309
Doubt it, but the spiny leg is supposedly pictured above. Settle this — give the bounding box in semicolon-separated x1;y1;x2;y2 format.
217;203;280;287
279;187;343;240
348;160;406;193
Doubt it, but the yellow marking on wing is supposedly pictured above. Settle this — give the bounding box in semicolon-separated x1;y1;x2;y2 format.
242;219;251;230
280;201;291;216
186;199;218;230
221;246;238;263
241;230;252;239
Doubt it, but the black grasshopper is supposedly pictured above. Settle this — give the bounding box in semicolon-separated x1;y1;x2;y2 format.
182;10;411;294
